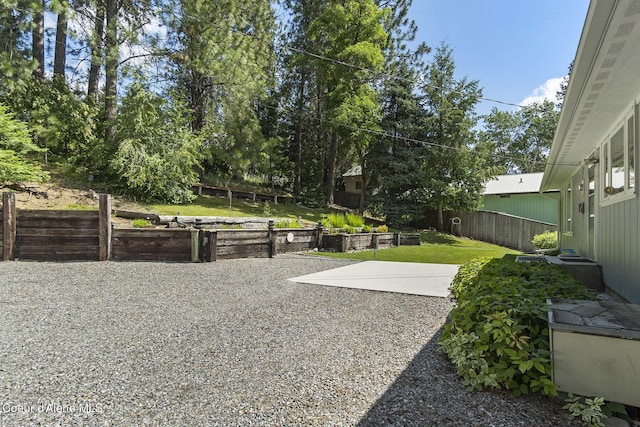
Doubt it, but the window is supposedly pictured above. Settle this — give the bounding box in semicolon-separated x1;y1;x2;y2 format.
601;109;636;203
565;186;572;233
355;181;362;190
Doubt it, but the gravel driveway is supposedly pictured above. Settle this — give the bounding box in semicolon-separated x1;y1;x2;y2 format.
0;256;575;426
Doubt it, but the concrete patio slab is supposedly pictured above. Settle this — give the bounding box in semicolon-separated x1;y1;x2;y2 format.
289;261;459;297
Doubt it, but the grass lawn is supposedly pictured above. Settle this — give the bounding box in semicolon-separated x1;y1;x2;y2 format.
314;232;520;264
145;195;335;224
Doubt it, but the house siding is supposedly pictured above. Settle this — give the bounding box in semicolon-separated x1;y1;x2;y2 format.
560;170;589;256
599;197;640;303
560;165;640;303
481;193;559;225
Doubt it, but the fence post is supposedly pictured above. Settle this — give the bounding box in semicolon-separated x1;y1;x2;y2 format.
98;194;111;261
394;232;400;247
315;222;324;250
373;233;379;249
191;229;200;262
2;192;16;261
268;220;277;258
203;230;217;262
340;233;350;252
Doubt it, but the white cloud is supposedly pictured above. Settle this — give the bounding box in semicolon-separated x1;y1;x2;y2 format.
520;77;565;106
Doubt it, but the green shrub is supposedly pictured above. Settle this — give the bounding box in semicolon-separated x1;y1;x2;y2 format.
375;224;388;233
361;225;373;233
274;219;302;228
532;230;558;250
262;201;273;217
440;257;595;397
342;225;356;234
132;218;152;228
322;213;346;229
563;394;606;427
345;213;365;227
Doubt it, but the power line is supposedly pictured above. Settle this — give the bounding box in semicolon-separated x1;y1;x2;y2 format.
254;101;565;167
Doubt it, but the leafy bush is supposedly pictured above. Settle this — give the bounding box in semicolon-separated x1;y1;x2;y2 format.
132;218;152;228
322;213;346;229
262;201;274;217
532;230;558;250
361;225;373;233
440;257;595;397
110;83;203;204
345;212;365;227
342;225;356;234
274;219;302;228
375;224;388;233
0;104;49;184
563;394;606;427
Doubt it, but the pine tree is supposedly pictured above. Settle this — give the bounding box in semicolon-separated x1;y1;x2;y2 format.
0;104;49;184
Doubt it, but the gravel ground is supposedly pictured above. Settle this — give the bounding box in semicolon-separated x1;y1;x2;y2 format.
0;255;576;426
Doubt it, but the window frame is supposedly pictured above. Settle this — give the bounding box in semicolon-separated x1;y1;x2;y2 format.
600;107;637;206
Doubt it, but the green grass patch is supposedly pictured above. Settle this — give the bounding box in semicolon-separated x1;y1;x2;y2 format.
145;195;335;224
314;232;519;264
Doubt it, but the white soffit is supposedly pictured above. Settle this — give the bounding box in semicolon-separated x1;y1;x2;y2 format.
544;0;640;190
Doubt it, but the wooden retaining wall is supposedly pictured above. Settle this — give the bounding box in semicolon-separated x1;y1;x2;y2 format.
112;229;193;262
0;192;420;262
458;210;558;252
15;210;101;261
321;233;402;252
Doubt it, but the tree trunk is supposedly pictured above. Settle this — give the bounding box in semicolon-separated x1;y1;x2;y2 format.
32;0;45;80
437;203;444;232
104;0;118;147
325;132;338;205
88;0;105;100
189;69;206;132
358;161;367;214
53;1;68;80
293;74;305;198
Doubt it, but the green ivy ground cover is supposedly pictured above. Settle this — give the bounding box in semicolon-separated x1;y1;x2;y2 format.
440;256;596;397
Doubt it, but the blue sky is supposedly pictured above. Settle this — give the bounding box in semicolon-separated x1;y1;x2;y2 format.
409;0;590;115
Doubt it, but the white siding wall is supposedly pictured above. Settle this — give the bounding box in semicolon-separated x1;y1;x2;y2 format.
598;194;640;303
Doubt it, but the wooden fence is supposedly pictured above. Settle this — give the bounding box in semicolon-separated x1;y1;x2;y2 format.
457;210;558;252
1;192;419;262
193;184;294;204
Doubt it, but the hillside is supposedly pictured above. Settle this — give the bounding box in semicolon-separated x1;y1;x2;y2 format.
2;182;151;213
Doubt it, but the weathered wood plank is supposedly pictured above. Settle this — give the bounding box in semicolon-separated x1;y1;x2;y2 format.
16;219;99;229
112;239;191;252
112;229;191;239
16;236;99;246
3;193;16;261
99;194;111;261
278;242;316;253
276;235;315;244
17;210;99;219
217;238;270;247
200;230;216;262
216;230;269;239
111;252;191;262
112;210;159;222
16;228;99;238
18;252;99;261
216;244;270;257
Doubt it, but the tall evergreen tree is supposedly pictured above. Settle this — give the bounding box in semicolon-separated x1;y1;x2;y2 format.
368;0;430;222
161;0;275;181
421;42;489;230
306;0;387;206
